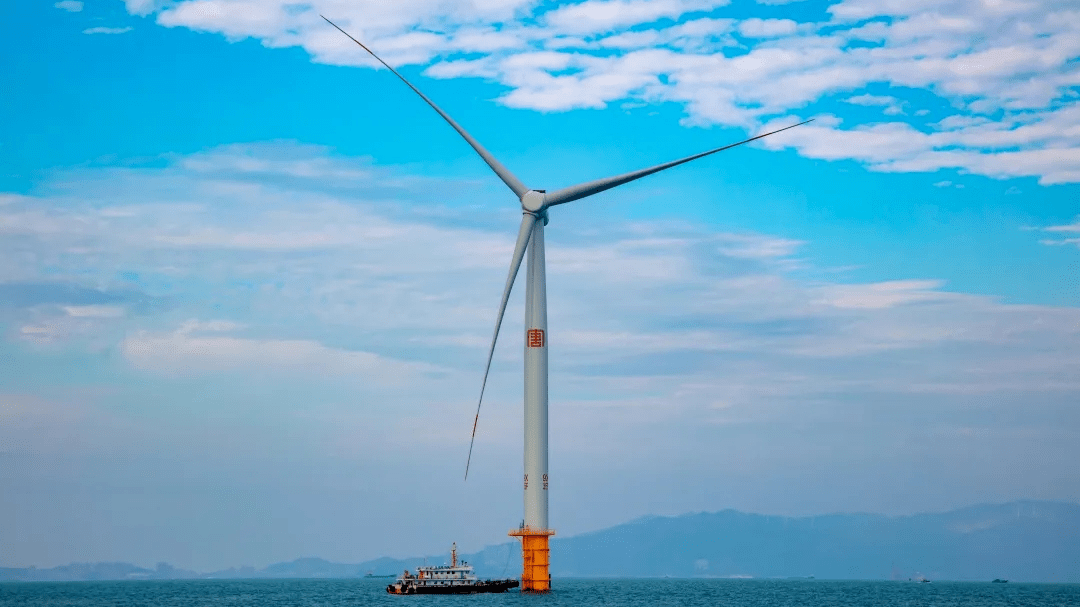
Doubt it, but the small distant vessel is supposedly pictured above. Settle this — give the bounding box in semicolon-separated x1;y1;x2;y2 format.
365;572;396;578
992;579;1008;583
386;543;519;595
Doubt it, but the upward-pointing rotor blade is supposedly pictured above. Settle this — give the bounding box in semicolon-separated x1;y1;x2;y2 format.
544;119;813;207
321;16;530;199
465;212;539;480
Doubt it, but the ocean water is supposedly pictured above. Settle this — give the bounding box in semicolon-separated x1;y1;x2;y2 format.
1;578;1077;607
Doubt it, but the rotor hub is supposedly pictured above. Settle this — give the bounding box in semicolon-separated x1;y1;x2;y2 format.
521;190;547;213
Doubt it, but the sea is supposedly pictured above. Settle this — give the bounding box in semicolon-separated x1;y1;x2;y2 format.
2;578;1079;607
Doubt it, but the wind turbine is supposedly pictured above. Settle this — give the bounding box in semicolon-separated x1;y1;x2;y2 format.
323;16;809;593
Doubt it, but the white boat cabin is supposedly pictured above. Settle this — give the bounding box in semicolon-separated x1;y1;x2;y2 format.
398;543;479;587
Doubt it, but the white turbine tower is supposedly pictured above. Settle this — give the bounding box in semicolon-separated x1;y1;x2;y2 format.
324;16;809;593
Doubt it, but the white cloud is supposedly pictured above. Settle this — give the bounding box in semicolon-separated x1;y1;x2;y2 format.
759;115;932;165
1041;238;1080;247
933;180;952;187
4;149;1080;549
16;306;127;346
878;146;1080;186
177;146;377;181
592;17;736;51
846;94;896;107
122;322;442;379
5;143;1080;566
846;93;906;115
83;26;134;34
737;18;797;38
19;322;67;343
1039;216;1080;247
713;233;804;259
3;142;1078;396
814;279;954;310
115;1;1080;182
177;319;242;333
124;0;164;15
54;1;83;12
62;305;125;318
760;112;1080;185
545;0;730;35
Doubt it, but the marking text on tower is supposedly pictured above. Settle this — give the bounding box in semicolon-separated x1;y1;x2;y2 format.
527;329;545;348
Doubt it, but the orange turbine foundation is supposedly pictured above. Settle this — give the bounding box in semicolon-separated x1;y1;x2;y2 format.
508;527;554;592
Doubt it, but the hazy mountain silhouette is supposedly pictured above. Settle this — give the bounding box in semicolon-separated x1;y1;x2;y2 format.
3;501;1076;582
536;500;1080;582
0;561;199;582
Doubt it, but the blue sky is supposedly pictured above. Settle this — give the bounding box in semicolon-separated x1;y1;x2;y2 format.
1;0;1079;571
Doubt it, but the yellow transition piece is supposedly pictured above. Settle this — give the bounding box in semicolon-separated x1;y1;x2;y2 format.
508;527;555;592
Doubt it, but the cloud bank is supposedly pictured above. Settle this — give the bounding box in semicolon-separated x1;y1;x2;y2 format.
3;141;1079;569
121;0;1080;184
2;141;1077;410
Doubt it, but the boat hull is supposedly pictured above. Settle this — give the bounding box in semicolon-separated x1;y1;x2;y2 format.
387;580;519;595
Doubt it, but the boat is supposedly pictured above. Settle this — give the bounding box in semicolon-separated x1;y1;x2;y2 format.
992;579;1008;583
386;543;519;595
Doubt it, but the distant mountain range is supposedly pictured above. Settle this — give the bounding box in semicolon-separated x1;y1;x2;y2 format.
3;501;1077;582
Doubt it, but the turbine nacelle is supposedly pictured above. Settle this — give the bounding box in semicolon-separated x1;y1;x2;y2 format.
520;189;547;213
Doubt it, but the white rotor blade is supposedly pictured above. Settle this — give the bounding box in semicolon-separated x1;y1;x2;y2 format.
465;212;538;480
544;119;812;206
322;16;530;199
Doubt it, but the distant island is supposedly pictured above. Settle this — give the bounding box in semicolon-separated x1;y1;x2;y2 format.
3;500;1077;583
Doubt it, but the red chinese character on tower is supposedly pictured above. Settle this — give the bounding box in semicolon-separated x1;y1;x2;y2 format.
527;329;545;348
